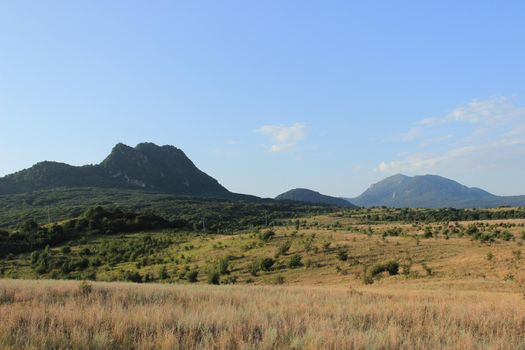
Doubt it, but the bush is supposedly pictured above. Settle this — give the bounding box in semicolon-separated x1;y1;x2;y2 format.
385;261;399;275
207;270;220;285
276;241;291;256
486;251;494;261
249;260;261;276
78;280;92;297
217;256;230;275
158;266;169;280
422;263;432;276
186;270;198;283
259;230;276;242
260;257;275;271
273;275;285;285
288;254;303;268
224;275;237;284
336;247;349;261
370;260;400;277
362;266;374;285
123;270;142;283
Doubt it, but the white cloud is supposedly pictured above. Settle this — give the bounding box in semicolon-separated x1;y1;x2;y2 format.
396;127;422;141
378;96;525;174
426;96;523;126
257;122;306;152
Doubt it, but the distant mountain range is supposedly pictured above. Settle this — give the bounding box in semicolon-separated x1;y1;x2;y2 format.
2;143;525;209
275;188;355;207
346;174;525;208
0;142;250;200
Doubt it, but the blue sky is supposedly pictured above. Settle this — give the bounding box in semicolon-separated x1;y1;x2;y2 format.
1;1;524;198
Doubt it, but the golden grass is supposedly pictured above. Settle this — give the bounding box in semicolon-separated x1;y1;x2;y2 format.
1;278;525;349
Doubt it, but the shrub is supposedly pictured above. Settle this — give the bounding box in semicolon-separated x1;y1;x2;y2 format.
336;247;349;261
274;275;285;285
276;241;291;257
158;266;169;280
260;257;275;272
288;254;303;268
207;270;220;285
486;251;494;261
362;266;374;285
422;263;432;276
224;275;237;284
249;260;261;276
370;260;400;277
123;270;142;283
78;280;92;297
259;230;275;242
217;256;230;275
186;270;198;283
401;260;412;276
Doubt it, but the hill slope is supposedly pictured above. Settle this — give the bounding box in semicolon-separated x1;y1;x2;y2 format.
0;142;233;198
349;174;525;208
276;188;355;207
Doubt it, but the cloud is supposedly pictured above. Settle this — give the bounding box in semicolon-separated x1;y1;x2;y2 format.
257;122;306;152
394;127;422;141
377;96;525;174
425;96;523;126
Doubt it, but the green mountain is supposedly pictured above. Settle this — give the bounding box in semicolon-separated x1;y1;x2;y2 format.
0;142;233;198
349;174;525;208
276;188;355;207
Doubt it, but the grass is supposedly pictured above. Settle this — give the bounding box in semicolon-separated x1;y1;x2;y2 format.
2;209;525;348
0;278;524;349
2;214;525;285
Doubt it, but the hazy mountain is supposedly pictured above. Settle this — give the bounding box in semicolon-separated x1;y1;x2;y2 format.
0;142;238;198
348;174;525;208
276;188;356;207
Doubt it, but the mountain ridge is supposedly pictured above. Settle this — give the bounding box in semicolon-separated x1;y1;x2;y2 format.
0;142;242;199
348;174;525;208
276;188;356;207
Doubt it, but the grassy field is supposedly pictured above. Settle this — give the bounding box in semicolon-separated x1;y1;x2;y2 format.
2;209;525;348
1;278;524;349
2;211;525;286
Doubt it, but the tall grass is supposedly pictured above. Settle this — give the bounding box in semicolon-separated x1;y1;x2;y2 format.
0;279;524;349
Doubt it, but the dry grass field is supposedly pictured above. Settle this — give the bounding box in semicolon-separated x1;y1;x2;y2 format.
2;210;525;349
1;278;524;349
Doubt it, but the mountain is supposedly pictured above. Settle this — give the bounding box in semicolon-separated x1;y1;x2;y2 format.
276;188;356;207
0;142;237;198
349;174;525;208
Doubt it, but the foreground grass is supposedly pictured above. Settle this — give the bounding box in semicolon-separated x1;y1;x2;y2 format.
1;279;524;349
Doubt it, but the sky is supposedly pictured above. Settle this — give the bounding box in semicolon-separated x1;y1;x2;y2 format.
1;1;525;198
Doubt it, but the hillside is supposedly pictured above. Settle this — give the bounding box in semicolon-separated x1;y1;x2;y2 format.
0;142;235;198
2;207;525;348
276;188;355;207
349;174;525;208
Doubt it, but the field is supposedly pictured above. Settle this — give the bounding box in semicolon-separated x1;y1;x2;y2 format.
2;207;525;349
1;279;524;349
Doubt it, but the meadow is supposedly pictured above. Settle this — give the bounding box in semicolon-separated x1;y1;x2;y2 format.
1;207;525;349
1;278;524;349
